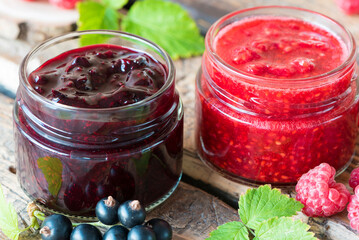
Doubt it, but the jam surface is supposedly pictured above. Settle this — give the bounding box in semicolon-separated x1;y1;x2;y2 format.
214;17;346;79
29;44;166;108
16;44;183;216
197;16;358;184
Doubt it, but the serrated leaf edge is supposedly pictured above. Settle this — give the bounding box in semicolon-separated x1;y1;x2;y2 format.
255;217;317;240
0;185;22;240
239;185;304;229
121;0;204;59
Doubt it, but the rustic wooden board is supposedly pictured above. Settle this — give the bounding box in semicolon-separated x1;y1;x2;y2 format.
1;0;359;239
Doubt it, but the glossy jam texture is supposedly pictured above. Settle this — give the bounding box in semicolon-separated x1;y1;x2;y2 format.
215;17;346;79
16;44;183;216
29;45;166;108
197;16;359;184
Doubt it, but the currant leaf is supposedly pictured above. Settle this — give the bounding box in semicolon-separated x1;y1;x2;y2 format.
239;185;303;229
255;217;317;240
0;185;21;240
121;0;204;59
37;156;63;197
77;1;120;46
206;221;249;240
102;0;128;9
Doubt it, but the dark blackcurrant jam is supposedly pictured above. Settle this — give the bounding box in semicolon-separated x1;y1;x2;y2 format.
14;31;183;217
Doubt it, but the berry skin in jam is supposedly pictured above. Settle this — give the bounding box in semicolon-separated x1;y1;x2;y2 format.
16;43;183;216
197;14;359;184
29;45;166;108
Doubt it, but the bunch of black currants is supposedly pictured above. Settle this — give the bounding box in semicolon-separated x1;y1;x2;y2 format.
39;197;172;240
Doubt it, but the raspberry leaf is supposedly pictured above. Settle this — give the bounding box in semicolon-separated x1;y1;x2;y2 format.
37;156;63;197
255;217;317;240
0;185;21;240
121;0;204;59
102;0;128;9
239;185;303;229
77;1;120;46
206;221;249;240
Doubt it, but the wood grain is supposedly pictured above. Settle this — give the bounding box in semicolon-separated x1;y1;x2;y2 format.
1;0;359;239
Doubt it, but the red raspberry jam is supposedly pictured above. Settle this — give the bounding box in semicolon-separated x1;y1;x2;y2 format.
196;7;359;184
14;32;183;217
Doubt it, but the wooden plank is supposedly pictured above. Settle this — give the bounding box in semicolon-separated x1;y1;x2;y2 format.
1;0;359;238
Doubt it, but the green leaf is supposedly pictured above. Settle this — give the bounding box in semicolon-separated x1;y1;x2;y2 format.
77;1;120;46
0;185;21;240
255;217;317;240
102;0;128;9
133;150;152;176
239;185;303;230
206;222;249;240
121;0;204;60
37;156;63;197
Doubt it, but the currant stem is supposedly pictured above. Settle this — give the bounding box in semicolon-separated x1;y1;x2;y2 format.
30;216;40;230
71;221;105;227
33;209;122;229
33;210;45;221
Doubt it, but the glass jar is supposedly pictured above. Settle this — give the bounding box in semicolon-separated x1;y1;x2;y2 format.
196;6;359;185
14;31;183;217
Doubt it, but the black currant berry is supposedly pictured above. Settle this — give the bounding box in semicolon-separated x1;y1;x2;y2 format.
103;225;128;240
96;196;120;225
70;224;102;240
127;225;156;240
146;218;172;240
118;200;146;228
40;214;72;240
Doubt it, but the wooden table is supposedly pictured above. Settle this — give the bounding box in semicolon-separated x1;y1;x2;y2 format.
1;0;359;239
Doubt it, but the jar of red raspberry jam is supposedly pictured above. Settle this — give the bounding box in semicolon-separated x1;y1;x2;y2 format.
14;31;183;217
196;6;359;185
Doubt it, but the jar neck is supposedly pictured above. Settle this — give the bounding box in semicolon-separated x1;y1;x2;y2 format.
201;54;358;118
16;31;179;148
16;84;180;148
201;6;358;118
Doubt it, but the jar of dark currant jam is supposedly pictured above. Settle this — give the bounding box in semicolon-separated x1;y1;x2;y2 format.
14;31;183;217
196;6;359;185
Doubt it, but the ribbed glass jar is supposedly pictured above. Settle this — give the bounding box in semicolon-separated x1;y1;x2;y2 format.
14;31;183;217
196;6;359;185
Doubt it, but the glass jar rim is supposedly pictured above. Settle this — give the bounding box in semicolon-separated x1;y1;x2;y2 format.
19;30;175;113
206;5;357;86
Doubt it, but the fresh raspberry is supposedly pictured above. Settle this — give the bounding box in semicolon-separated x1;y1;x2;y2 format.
349;168;359;190
48;0;81;9
295;163;350;217
348;186;359;231
335;0;359;15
